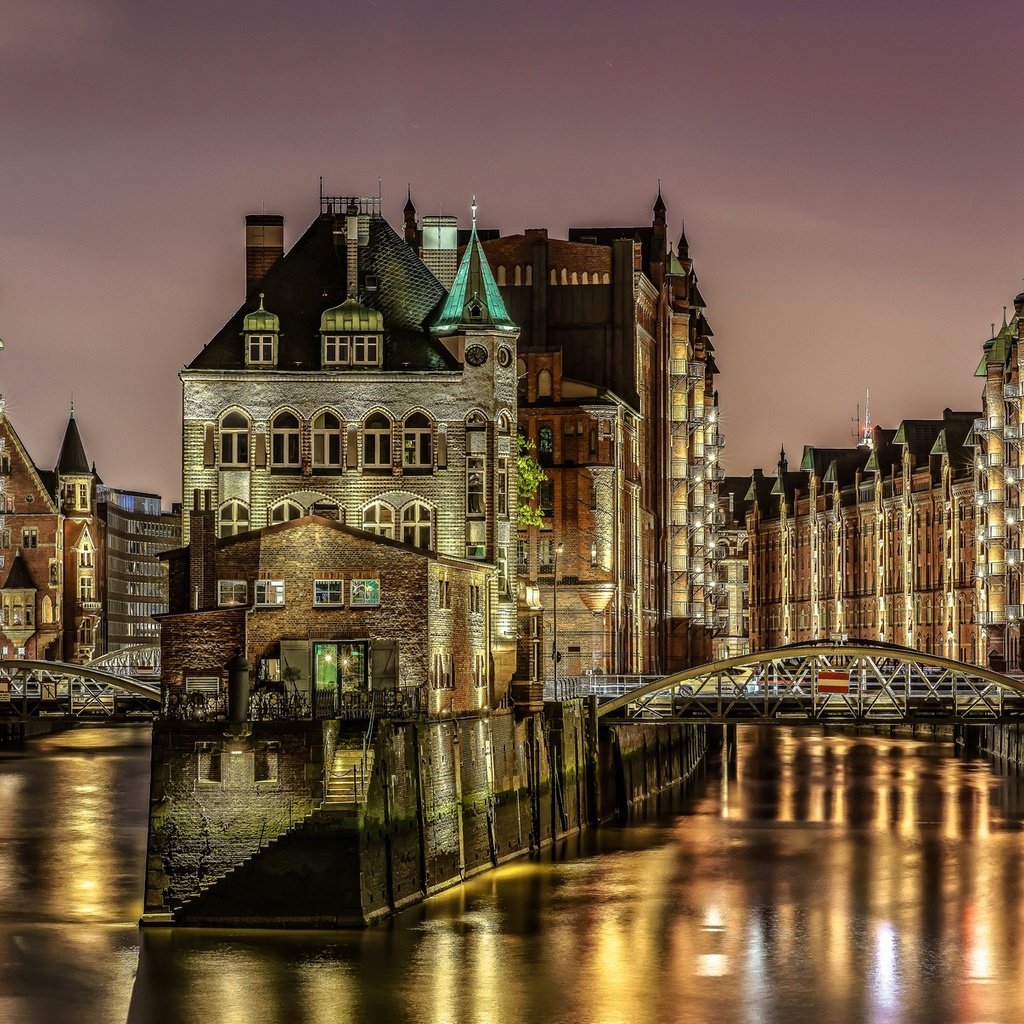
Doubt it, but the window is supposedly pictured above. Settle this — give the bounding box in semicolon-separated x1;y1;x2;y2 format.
402;502;432;548
1;529;9;548
438;578;451;609
217;580;247;606
537;369;552;397
496;410;512;433
497;546;509;596
78;576;94;602
538;426;554;464
497;457;508;517
77;619;94;646
79;549;93;568
271;412;301;468
352;335;381;366
363;414;392;470
517;539;529;570
270;500;303;524
538;479;553;517
254;580;285;606
220;411;249;467
431;651;455;689
350;578;380;607
403;413;433;469
313;412;343;468
219;501;249;538
314;579;344;606
467;456;486;516
248;335;274;364
539;538;553;573
473;653;486;688
78;484;88;508
22;529;37;549
362;502;394;539
323;335;350;366
254;743;280;783
470;584;483;614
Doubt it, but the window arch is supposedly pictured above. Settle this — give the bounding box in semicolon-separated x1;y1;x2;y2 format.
312;411;343;468
219;501;250;538
362;502;395;539
271;411;301;468
466;410;487;430
402;502;432;549
514;265;522;286
496;265;506;286
402;412;433;470
219;411;250;468
496;410;512;434
363;413;392;470
270;500;304;524
537;369;552;398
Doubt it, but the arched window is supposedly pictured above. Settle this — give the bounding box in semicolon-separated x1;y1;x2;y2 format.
537;369;552;398
220;411;249;468
363;413;392;470
41;595;52;624
402;502;432;549
496;411;512;434
496;265;506;286
581;272;589;285
362;502;394;539
271;412;301;468
270;500;304;524
514;265;522;286
219;501;250;538
403;413;433;470
312;411;343;468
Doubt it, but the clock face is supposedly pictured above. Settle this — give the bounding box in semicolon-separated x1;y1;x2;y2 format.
496;345;513;368
465;344;488;367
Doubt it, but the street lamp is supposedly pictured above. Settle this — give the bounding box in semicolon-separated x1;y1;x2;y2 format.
552;542;564;697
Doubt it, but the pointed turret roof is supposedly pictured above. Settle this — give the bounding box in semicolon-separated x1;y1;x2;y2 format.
3;551;36;591
431;203;517;336
653;186;666;217
678;220;690;259
56;406;91;476
404;186;416;214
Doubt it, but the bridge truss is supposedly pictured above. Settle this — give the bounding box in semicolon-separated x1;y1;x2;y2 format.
0;658;160;718
595;641;1024;724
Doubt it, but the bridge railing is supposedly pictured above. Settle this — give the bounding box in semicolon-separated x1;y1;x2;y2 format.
161;686;421;722
543;675;663;701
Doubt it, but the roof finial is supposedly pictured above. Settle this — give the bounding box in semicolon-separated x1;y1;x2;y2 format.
1002;305;1008;329
257;292;266;311
70;394;75;419
471;195;477;228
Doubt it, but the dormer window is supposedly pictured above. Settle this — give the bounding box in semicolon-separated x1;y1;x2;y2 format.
353;335;380;366
247;335;275;365
324;335;350;366
243;294;279;368
320;295;385;370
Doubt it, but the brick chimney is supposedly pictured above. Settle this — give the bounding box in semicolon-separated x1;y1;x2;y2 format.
245;214;284;293
189;494;216;611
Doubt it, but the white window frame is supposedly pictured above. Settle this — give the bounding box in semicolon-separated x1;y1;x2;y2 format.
352;334;381;366
313;411;343;468
254;580;285;606
402;413;433;469
247;334;275;365
313;579;344;606
363;414;392;470
270;500;303;524
402;502;432;549
362;502;394;539
467;456;486;516
323;335;350;366
350;578;380;608
219;412;250;468
271;412;301;468
219;501;250;538
217;580;248;607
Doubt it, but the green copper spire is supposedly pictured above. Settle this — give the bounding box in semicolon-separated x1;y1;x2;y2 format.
431;197;517;336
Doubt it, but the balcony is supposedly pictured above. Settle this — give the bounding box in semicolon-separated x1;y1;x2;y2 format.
976;610;1006;626
1006;383;1024;400
1008;605;1024;621
975;417;999;435
1004;423;1024;441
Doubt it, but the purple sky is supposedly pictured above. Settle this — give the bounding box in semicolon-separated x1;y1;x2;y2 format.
3;0;1023;503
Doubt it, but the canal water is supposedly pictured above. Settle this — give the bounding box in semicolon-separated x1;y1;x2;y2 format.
4;724;1024;1024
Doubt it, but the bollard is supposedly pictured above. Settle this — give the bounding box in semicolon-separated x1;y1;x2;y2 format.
227;651;251;732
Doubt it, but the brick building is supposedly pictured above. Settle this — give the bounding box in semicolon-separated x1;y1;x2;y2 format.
161;511;494;716
747;410;979;661
180;193;520;698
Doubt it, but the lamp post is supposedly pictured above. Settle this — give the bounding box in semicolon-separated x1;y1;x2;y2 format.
552;542;563;697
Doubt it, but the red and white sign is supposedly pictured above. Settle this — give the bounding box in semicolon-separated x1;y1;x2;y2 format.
817;670;850;694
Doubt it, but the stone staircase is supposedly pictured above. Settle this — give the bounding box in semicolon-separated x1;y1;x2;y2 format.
168;742;374;920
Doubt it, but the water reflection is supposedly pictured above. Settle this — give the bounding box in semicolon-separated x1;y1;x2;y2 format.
5;725;1024;1023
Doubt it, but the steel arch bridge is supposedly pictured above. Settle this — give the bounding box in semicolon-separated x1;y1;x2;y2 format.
0;658;160;718
595;641;1024;725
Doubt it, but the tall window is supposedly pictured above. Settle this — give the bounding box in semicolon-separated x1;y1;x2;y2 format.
220;412;249;467
467;457;486;516
362;502;394;539
352;335;381;366
497;457;508;517
403;413;433;470
363;414;392;470
538;425;554;465
270;500;303;524
402;502;432;549
77;619;94;646
219;501;249;538
313;412;343;468
271;412;301;468
79;576;94;602
537;369;552;397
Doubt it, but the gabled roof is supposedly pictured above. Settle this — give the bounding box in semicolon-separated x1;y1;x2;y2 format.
56;411;90;475
3;551;36;591
432;223;517;336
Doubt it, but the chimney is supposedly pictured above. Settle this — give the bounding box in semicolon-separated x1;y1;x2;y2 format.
346;203;360;296
245;214;284;293
188;508;217;611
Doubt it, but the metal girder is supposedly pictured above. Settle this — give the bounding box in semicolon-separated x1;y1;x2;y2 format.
0;659;160;718
596;640;1024;724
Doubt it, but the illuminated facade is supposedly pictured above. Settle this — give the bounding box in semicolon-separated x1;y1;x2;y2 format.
471;193;722;674
180;194;520;698
748;411;979;660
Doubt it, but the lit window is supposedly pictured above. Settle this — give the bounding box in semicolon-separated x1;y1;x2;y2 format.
219;412;250;467
247;335;274;364
271;412;301;467
22;529;37;548
217;580;247;606
402;502;432;549
254;580;285;606
350;578;380;607
402;413;433;469
467;456;486;516
78;576;94;602
363;414;392;470
314;579;344;606
497;457;508;517
218;501;249;538
497;546;509;596
313;411;343;468
270;500;303;524
362;502;394;539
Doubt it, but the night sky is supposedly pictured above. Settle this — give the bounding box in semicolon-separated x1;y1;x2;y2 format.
3;0;1023;504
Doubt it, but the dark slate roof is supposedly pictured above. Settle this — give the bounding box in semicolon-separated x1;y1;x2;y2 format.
56;413;90;475
3;552;36;590
189;214;456;373
719;476;752;528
